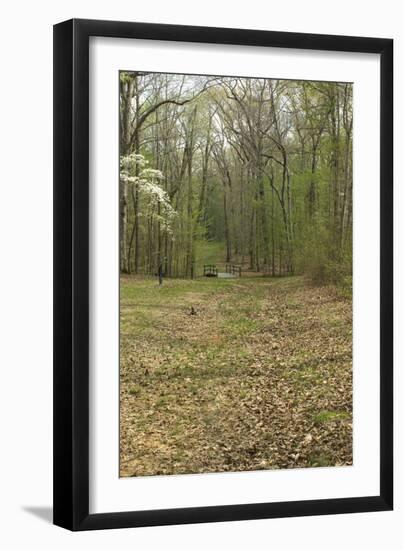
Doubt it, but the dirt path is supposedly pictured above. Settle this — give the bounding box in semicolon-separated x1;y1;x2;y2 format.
120;276;352;476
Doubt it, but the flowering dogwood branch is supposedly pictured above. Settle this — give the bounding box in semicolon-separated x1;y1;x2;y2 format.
120;152;177;234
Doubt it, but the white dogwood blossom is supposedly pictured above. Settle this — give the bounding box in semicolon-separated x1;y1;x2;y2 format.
120;152;177;234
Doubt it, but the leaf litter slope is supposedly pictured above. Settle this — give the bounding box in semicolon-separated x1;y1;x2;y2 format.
120;276;352;476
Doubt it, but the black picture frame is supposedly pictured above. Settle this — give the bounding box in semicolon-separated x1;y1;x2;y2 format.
53;18;393;531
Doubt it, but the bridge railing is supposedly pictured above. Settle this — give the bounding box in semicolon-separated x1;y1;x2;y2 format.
225;263;242;277
203;264;218;277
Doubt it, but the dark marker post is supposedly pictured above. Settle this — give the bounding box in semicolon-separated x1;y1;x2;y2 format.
157;258;165;286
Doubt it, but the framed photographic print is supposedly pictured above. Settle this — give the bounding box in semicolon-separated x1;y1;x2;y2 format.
53;19;393;530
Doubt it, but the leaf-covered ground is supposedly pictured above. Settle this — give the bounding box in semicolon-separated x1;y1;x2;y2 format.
120;275;352;477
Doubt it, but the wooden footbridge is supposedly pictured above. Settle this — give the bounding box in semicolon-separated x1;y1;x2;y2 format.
203;264;242;278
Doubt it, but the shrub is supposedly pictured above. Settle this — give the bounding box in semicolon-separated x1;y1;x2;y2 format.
297;221;352;289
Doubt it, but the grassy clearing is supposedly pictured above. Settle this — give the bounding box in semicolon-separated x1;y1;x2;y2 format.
120;274;352;477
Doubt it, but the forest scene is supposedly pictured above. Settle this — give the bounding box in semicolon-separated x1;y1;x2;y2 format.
119;71;353;477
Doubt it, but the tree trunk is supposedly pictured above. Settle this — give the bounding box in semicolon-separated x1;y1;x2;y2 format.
223;183;231;262
119;75;135;272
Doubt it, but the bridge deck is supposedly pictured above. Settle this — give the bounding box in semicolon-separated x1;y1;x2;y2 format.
217;272;237;278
